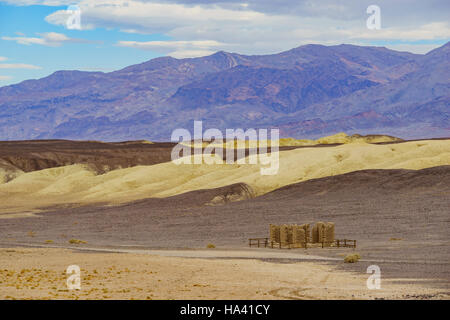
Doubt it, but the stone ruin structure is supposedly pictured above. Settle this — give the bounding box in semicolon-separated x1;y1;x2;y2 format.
270;222;335;248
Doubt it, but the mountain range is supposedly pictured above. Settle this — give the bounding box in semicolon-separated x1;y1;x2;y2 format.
0;42;449;141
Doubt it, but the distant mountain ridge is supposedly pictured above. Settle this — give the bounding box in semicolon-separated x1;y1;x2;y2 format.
0;42;448;141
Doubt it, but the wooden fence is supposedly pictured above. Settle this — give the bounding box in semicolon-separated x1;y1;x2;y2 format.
248;238;356;249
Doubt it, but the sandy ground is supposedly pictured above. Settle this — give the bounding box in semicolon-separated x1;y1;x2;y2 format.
1;166;448;289
0;247;448;300
0;139;448;300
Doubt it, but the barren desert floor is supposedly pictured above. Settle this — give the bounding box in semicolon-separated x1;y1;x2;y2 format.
0;138;449;299
0;247;448;300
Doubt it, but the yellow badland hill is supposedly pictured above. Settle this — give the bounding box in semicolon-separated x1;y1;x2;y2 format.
0;139;448;214
182;132;402;148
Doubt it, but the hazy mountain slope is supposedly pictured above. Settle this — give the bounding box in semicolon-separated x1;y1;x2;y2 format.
0;43;448;141
276;42;450;138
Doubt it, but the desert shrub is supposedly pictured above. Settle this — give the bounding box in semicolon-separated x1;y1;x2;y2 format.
44;240;54;244
344;253;361;263
68;239;87;244
206;243;216;249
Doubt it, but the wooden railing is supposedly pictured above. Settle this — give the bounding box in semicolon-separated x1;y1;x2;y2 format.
248;238;356;249
335;239;357;248
248;238;269;248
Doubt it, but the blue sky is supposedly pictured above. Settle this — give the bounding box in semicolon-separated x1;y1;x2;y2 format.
0;3;167;85
0;0;449;86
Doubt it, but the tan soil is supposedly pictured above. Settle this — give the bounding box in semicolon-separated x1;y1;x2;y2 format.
0;248;447;300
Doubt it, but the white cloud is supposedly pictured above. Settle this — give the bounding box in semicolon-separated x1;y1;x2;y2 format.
2;32;71;46
3;0;449;55
350;22;450;41
168;50;216;59
40;0;450;55
0;0;73;5
117;40;223;58
2;32;99;47
44;0;266;33
0;55;41;82
382;43;444;55
10;0;450;26
0;57;42;70
0;63;42;69
0;56;42;69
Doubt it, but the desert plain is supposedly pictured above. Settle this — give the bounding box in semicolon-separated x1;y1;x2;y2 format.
0;134;449;300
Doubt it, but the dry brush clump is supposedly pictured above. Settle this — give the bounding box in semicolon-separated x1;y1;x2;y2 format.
344;253;361;263
68;239;88;245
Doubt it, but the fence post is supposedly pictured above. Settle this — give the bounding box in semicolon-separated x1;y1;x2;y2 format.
304;227;308;250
